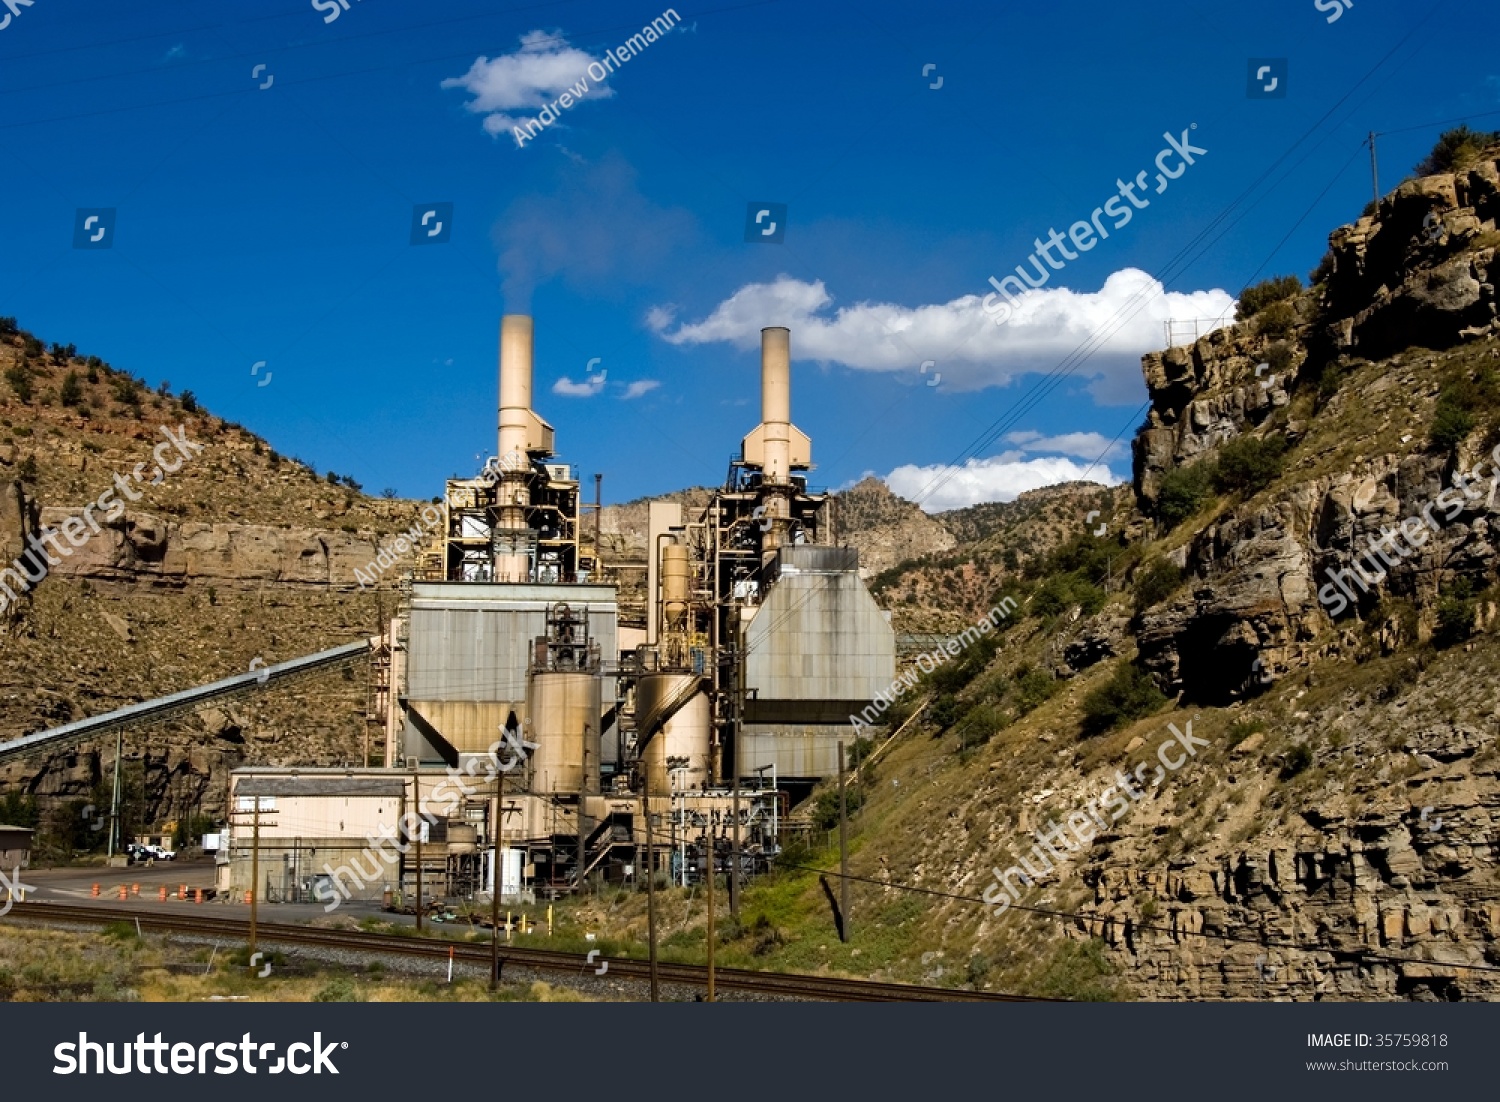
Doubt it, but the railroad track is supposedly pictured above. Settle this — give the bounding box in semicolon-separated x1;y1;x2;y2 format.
4;902;1045;1003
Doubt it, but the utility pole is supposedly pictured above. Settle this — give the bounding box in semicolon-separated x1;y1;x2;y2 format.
490;770;504;989
107;728;123;858
593;473;603;573
706;809;716;1002
249;796;260;960
412;763;423;932
1368;131;1381;204
228;796;275;971
729;657;742;919
643;767;659;1002
838;741;850;943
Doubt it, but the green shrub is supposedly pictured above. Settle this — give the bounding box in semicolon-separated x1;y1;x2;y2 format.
1133;558;1186;614
1212;435;1286;496
1080;663;1167;736
1030;573;1106;619
1427;374;1494;452
929;693;962;729
0;317;17;336
1025;939;1131;1002
1415;126;1500;177
812;782;866;830
1011;667;1057;716
180;390;198;413
1307;253;1334;287
1236;275;1302;321
1156;462;1214;528
59;371;82;407
1433;579;1476;649
1279;743;1313;779
312;976;364;1002
4;364;33;403
1225;718;1265;748
1263;341;1295;378
1255;300;1298;339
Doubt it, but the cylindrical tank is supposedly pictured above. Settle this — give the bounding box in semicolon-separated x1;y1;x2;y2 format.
447;822;478;855
760;327;791;484
529;672;601;794
637;673;712;796
498;315;535;458
662;542;690;632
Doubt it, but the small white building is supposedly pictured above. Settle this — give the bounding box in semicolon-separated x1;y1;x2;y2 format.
225;772;408;905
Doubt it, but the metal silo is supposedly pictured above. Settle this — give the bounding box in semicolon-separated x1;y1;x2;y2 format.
637;673;711;796
528;672;600;794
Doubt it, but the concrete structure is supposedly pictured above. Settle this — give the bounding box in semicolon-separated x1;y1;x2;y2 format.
225;772;409;904
740;546;896;777
224;316;891;905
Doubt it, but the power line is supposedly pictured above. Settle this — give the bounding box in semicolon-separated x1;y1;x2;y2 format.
900;2;1451;513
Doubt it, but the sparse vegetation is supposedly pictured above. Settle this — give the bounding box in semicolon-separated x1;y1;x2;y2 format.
1156;462;1214;528
1212;434;1286;496
1236;274;1302;321
1133;558;1186;614
1255;299;1298;339
1279;743;1313;779
59;371;83;407
1080;662;1167;735
1414;126;1500;177
1433;579;1477;649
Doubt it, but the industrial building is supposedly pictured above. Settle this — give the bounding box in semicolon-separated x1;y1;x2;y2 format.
21;313;895;910
324;315;892;906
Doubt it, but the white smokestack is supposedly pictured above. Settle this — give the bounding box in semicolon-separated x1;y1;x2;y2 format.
498;314;534;460
760;326;791;485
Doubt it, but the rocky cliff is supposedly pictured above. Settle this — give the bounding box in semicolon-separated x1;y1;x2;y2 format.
787;143;1500;1002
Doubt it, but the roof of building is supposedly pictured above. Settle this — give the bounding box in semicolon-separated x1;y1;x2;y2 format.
236;778;405;798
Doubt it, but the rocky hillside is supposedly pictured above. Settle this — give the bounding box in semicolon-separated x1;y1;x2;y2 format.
0;333;432;843
771;136;1500;1001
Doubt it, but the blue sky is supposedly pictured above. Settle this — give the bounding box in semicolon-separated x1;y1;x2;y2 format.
1;0;1496;510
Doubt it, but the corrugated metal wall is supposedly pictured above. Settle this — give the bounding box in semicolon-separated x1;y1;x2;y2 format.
742;570;894;702
406;583;619;763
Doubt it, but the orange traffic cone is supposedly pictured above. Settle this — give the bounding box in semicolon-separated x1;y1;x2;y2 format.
244;890;253;905
117;885;127;901
194;889;203;904
158;885;168;902
91;883;100;897
131;883;140;896
178;885;187;901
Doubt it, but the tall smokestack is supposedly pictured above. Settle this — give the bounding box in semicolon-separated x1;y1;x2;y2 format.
491;315;555;582
740;326;810;496
498;314;534;461
760;327;791;485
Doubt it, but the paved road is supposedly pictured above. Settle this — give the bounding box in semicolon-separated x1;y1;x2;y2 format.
12;858;400;924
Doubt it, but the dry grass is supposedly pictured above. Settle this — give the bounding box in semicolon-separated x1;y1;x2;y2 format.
0;923;586;1002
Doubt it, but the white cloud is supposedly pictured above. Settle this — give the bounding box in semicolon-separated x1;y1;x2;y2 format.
441;30;614;137
884;452;1122;513
651;270;1234;403
620;380;661;400
553;370;607;397
1003;429;1124;461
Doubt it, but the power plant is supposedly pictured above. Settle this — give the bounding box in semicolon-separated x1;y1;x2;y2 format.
0;316;896;909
